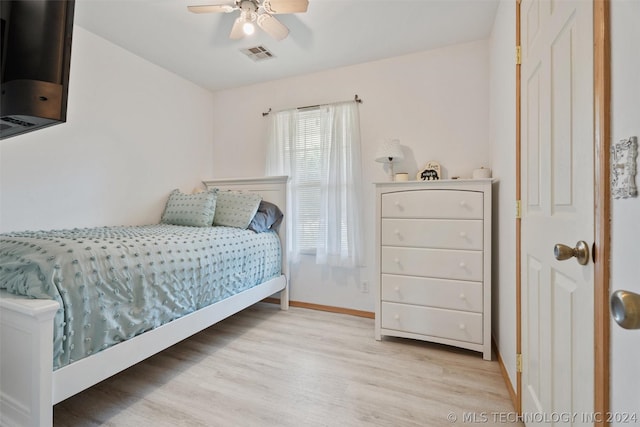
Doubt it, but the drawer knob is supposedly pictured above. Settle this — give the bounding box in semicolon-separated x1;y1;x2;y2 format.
459;200;467;207
459;323;466;330
459;293;466;300
394;314;400;320
394;258;400;264
394;201;401;207
459;231;467;238
394;229;400;236
394;286;400;292
459;261;466;268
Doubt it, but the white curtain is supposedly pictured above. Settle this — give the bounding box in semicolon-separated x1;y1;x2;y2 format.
265;109;301;262
266;101;364;268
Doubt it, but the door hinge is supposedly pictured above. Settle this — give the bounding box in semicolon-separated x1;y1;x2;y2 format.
515;200;522;219
516;46;522;65
516;353;522;373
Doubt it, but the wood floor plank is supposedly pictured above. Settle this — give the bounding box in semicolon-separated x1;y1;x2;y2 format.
54;303;522;426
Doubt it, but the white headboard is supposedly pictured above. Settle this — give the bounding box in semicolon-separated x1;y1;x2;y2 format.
202;176;289;277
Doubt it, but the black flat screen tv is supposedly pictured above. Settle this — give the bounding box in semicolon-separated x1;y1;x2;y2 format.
0;0;75;140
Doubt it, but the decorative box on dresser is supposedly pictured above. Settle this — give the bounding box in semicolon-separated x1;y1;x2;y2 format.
374;179;492;360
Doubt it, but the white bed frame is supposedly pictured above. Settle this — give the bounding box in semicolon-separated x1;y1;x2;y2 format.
0;176;289;427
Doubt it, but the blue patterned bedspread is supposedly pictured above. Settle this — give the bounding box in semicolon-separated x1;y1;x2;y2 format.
0;224;281;369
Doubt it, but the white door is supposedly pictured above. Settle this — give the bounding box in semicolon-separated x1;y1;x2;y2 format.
520;0;594;425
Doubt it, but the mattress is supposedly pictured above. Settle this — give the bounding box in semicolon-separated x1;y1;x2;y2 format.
0;224;281;369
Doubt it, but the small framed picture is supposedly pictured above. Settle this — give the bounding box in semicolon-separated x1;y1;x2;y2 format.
611;136;638;199
417;161;441;181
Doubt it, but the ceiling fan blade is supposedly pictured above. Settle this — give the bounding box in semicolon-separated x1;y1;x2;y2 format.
257;13;289;40
187;4;237;14
263;0;308;14
229;17;245;39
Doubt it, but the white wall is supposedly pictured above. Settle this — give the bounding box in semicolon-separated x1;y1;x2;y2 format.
0;26;215;232
610;0;640;423
489;1;517;391
209;40;491;311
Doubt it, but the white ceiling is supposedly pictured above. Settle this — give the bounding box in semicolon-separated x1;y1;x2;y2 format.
75;0;500;92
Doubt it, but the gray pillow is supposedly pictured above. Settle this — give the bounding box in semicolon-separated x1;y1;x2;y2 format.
213;190;262;229
161;189;217;227
248;201;284;233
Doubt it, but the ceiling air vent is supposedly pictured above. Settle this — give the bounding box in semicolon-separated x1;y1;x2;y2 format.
240;46;275;62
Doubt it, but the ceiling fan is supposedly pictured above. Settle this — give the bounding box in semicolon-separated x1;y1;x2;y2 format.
188;0;309;41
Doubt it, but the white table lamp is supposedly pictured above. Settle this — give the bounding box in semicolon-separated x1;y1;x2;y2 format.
375;139;404;181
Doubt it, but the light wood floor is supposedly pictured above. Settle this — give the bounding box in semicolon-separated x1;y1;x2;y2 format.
54;303;522;427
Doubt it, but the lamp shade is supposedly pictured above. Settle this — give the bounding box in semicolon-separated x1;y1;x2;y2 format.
375;139;404;163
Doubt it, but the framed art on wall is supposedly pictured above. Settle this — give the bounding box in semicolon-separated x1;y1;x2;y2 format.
611;136;638;199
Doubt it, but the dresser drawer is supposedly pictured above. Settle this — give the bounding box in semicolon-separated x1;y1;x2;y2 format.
381;218;483;250
381;274;482;312
381;190;483;219
381;247;483;282
381;302;483;344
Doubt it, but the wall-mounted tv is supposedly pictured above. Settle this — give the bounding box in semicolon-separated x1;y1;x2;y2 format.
0;0;75;140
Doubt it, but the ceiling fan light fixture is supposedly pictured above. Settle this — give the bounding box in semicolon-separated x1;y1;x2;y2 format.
240;9;257;35
188;0;307;41
242;21;255;35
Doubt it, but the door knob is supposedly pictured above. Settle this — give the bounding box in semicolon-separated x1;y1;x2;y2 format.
554;241;590;265
611;290;640;329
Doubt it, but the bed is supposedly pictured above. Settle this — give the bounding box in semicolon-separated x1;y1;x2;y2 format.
0;176;289;427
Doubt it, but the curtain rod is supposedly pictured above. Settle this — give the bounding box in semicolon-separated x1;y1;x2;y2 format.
261;94;362;117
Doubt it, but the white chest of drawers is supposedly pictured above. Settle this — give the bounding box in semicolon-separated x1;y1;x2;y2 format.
374;179;492;360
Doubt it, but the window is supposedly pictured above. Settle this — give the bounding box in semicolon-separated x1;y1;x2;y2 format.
266;101;363;268
290;108;322;253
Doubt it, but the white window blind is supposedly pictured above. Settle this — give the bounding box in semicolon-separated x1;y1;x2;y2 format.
290;109;322;252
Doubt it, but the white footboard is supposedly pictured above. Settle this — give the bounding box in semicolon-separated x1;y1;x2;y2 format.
0;291;59;427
